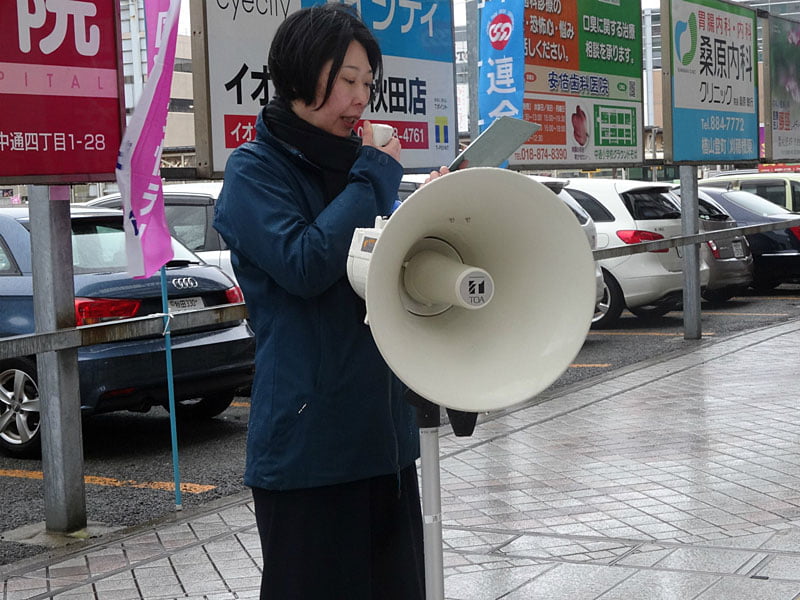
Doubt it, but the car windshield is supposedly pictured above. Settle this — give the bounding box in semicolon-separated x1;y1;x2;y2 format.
697;199;730;221
673;192;731;221
69;217;198;274
722;191;793;217
620;189;681;220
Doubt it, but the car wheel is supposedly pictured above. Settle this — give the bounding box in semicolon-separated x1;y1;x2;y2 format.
629;303;674;320
0;358;42;458
702;288;735;304
751;279;780;293
170;392;235;420
592;270;625;329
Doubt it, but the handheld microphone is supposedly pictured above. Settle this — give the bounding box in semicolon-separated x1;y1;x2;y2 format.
371;123;394;147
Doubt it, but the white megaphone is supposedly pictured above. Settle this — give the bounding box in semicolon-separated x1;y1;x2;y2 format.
347;167;596;413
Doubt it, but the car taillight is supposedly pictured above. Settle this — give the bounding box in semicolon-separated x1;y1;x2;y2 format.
225;286;245;304
616;230;668;253
789;226;800;242
74;298;141;326
706;240;721;259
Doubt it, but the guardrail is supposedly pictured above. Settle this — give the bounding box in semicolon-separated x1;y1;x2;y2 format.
592;217;800;260
0;303;248;361
2;216;800;360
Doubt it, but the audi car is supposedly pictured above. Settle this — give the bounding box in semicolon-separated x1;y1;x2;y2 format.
0;206;255;457
87;182;234;282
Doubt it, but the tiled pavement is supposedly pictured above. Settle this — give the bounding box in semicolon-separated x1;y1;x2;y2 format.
4;319;800;599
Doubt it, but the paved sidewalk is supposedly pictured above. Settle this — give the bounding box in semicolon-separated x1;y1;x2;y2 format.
4;320;800;599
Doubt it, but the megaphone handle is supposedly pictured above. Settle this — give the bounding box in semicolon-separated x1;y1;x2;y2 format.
406;391;445;600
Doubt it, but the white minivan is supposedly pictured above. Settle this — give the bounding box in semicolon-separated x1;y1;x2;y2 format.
565;178;710;328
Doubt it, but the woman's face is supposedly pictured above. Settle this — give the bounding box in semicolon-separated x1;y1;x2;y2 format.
292;41;373;137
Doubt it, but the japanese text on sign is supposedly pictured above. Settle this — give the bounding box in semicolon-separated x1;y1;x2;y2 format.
1;0;123;181
16;0;101;56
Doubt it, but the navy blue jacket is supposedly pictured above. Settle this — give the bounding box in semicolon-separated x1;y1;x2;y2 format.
213;113;419;490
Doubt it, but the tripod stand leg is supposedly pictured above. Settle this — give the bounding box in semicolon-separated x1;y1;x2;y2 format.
420;423;445;600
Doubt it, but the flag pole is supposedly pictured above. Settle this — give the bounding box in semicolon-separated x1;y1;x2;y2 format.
160;266;183;509
117;0;184;510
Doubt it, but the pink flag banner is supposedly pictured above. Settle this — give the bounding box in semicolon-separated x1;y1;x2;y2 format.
115;0;181;279
144;0;172;76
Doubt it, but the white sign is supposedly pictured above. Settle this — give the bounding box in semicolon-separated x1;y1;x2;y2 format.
193;0;457;176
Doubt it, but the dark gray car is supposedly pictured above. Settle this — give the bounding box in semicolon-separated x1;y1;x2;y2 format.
0;206;254;457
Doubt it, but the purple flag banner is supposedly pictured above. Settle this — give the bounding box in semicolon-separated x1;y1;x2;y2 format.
116;0;180;278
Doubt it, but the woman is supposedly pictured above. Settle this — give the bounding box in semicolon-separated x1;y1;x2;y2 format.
213;4;425;599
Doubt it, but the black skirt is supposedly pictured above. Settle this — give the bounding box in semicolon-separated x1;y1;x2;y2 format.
252;464;426;599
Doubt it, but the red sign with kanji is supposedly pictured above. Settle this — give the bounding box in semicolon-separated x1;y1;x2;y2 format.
0;1;125;183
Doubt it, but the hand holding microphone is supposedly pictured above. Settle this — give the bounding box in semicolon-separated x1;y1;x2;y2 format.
363;121;401;161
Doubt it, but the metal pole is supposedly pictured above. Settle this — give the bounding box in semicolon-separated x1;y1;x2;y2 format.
679;165;702;339
129;0;144;106
29;185;87;534
419;418;444;599
466;0;480;141
409;393;445;600
160;267;183;510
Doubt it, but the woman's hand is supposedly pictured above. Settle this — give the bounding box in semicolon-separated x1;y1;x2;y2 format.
362;121;401;162
422;160;468;185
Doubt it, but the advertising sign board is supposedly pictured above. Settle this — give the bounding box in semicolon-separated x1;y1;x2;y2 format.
0;1;125;184
507;0;643;168
662;0;759;164
192;0;457;177
764;15;800;162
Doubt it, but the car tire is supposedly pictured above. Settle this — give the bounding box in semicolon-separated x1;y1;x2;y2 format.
0;358;42;458
592;270;625;329
751;279;780;293
702;288;736;304
170;392;235;420
629;303;675;320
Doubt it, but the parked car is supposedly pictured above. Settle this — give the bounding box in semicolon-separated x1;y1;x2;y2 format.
526;176;604;310
400;174;605;309
690;187;800;291
87;182;234;282
564;178;710;328
672;189;754;303
0;206;255;457
698;172;800;213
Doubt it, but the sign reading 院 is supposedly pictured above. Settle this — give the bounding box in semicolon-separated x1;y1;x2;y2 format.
764;15;800;162
0;0;125;184
192;0;457;176
663;0;759;163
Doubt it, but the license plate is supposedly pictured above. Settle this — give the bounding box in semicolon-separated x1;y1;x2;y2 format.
168;296;204;311
732;240;745;258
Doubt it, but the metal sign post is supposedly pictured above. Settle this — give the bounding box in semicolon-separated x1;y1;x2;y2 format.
1;1;126;533
29;186;87;534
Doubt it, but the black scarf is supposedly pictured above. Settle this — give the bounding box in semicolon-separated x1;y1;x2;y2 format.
263;97;362;203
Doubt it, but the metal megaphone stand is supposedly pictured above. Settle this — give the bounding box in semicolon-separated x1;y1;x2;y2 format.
407;391;478;600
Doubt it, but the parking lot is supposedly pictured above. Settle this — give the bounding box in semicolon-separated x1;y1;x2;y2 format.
4;297;800;599
2;284;800;568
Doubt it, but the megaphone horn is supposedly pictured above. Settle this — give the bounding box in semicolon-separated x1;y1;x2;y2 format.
347;167;595;413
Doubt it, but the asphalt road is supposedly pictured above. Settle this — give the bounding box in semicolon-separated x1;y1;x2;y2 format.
2;284;800;567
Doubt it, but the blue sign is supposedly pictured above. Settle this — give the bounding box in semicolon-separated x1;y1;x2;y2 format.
478;0;524;133
304;0;454;62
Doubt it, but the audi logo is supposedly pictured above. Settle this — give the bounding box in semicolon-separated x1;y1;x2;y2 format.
171;277;199;290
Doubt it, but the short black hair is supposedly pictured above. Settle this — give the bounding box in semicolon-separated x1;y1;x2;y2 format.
268;4;383;107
